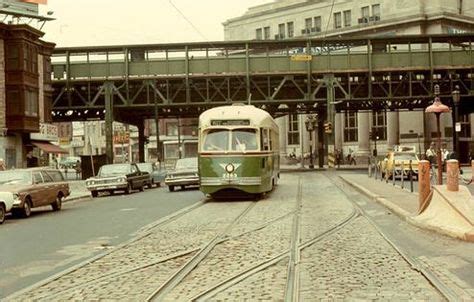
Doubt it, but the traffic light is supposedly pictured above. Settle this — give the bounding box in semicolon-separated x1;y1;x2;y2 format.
324;122;333;133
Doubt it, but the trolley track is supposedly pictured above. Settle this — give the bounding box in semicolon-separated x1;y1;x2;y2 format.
329;173;457;301
146;201;257;301
191;177;359;301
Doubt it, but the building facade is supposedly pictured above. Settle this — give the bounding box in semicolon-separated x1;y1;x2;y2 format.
223;0;474;163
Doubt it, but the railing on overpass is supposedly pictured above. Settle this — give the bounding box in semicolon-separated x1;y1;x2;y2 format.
51;34;474;123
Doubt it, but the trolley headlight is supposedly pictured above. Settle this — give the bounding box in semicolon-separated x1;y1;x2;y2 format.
225;163;235;174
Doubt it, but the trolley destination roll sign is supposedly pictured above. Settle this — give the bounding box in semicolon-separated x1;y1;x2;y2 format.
210;120;251;126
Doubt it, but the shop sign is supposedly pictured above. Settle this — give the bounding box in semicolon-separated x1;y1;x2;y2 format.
30;123;58;141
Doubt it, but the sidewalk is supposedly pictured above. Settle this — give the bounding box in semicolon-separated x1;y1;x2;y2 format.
65;180;91;202
280;163;367;173
339;173;474;242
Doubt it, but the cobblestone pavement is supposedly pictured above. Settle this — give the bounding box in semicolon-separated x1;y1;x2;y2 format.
9;173;447;301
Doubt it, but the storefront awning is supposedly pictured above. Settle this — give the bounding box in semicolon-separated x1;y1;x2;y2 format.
31;141;68;154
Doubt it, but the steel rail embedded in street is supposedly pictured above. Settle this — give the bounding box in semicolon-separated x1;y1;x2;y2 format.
330;173;458;302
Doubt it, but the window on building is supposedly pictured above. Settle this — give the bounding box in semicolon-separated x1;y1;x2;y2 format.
24;90;38;117
314;16;322;32
305;17;312;30
372;4;381;17
334;12;342;29
278;23;285;39
287;22;294;38
361;6;370;18
344;112;358;142
371;111;387;140
343;10;352;27
459;115;471;138
256;28;263;40
288;114;300;145
264;26;271;40
6;90;21;115
6;44;19;70
166;122;178;136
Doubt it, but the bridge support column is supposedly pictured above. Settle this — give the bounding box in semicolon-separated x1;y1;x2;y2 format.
277;116;287;158
356;111;371;164
334;113;343;153
387;111;399;150
138;122;145;163
318;115;325;168
104;82;114;164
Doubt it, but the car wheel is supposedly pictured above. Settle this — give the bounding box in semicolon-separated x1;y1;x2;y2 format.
169;185;174;192
52;194;63;211
22;198;32;218
180;185;185;190
125;182;132;194
139;184;145;192
147;181;153;189
91;190;98;198
0;204;5;224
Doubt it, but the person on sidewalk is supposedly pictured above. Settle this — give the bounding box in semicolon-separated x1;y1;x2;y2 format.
0;158;6;171
74;160;81;180
426;142;436;165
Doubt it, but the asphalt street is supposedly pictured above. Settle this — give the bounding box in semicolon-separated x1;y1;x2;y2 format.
0;185;204;298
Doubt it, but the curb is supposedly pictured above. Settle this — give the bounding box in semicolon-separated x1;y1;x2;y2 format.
339;175;412;219
64;194;91;203
339;176;474;242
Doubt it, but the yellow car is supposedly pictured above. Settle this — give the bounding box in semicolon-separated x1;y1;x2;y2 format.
379;152;420;179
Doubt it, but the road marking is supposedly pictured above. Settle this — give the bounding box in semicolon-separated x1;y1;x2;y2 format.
119;208;137;212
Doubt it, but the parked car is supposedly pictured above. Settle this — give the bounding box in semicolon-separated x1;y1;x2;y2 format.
59;156;81;169
165;157;199;192
0;168;70;220
85;163;150;197
378;151;420;179
136;162;167;188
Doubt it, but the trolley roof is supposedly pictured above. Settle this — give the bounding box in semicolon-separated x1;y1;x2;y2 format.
199;104;278;131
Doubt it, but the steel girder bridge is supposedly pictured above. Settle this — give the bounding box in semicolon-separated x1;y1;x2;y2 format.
51;34;474;163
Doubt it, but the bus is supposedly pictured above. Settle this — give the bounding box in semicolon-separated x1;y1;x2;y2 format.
198;104;280;198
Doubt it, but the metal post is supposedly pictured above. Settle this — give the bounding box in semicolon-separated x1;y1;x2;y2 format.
401;162;405;189
154;98;161;162
177;117;182;159
436;113;443;185
104;82;114;164
325;74;335;168
409;160;414;192
392;159;396;186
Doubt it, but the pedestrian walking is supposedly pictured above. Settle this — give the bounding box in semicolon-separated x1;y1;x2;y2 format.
425;142;436;165
74;160;81;180
0;158;6;171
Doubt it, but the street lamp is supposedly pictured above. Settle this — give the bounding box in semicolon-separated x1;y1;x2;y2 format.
452;85;461;159
425;84;450;185
304;115;317;169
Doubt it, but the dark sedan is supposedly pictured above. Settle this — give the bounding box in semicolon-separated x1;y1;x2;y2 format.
136;162;167;188
85;163;150;197
165;157;199;192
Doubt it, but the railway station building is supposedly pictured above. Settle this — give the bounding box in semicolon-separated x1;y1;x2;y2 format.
223;0;474;163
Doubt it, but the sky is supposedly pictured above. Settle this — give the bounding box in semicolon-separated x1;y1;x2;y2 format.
38;0;272;47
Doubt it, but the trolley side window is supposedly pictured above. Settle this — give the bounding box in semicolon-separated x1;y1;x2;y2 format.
202;129;229;151
232;129;258;152
261;129;270;151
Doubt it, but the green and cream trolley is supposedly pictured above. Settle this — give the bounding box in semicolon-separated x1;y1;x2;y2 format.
198;104;280;197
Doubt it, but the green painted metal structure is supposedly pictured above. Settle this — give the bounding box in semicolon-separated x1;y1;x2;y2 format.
50;34;474;163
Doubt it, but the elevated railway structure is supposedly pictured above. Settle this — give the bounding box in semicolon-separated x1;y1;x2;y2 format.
51;34;474;163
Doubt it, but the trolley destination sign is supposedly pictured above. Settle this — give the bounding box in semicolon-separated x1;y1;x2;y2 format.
210;119;251;126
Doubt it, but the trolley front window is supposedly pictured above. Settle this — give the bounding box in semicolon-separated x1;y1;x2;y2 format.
231;129;258;152
202;129;229;151
202;128;258;152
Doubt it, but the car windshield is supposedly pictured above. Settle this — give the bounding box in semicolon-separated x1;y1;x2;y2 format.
136;163;152;173
231;129;258;151
98;164;130;176
394;153;418;161
0;171;31;185
175;158;197;170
